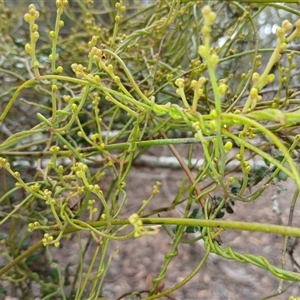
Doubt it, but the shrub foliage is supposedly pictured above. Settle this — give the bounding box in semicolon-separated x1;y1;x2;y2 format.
1;0;300;299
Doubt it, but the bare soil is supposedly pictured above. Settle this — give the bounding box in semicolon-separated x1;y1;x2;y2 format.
99;164;300;300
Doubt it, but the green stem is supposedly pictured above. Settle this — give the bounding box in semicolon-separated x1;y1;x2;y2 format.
76;245;100;300
145;244;211;300
222;113;300;189
0;78;36;121
2;217;300;277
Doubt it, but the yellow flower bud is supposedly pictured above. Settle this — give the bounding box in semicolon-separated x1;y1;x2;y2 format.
198;45;208;58
25;44;32;54
210;54;219;67
252;72;260;82
224;141;233;152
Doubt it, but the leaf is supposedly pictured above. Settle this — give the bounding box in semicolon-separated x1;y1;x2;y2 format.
49;268;60;284
212;196;223;205
274;151;284;162
172;225;178;233
185;208;203;233
248;165;269;186
172;224;200;234
225;205;234;214
277;170;288;181
185;226;199;233
230;182;241;195
277;184;287;191
263;157;271;166
216;211;225;218
188;208;200;219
